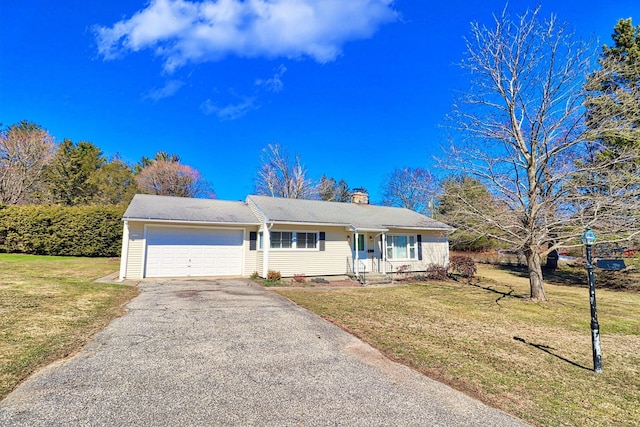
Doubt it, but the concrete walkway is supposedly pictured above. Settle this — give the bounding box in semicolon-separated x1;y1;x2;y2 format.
0;279;527;426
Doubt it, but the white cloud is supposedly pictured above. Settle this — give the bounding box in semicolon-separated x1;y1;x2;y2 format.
143;79;186;100
200;97;258;120
95;0;398;72
255;64;286;93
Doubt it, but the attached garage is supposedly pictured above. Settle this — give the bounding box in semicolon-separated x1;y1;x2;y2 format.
145;227;244;278
119;195;262;280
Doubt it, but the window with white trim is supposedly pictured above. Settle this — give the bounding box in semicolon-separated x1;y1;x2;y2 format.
270;231;293;249
296;232;318;249
270;231;318;250
386;235;417;259
258;232;264;250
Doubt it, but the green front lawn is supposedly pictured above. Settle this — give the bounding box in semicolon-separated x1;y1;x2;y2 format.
276;265;640;427
0;254;138;400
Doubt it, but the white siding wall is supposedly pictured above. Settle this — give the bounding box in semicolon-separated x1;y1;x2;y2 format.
124;221;145;279
264;225;351;277
243;226;260;276
386;229;449;273
256;251;264;277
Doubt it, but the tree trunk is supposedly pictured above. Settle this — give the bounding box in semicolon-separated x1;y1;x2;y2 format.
525;248;547;301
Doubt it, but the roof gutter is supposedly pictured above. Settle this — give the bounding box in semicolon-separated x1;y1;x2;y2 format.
121;217;261;227
349;225;389;233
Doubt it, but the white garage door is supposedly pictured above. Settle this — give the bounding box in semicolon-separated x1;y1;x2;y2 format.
145;227;243;278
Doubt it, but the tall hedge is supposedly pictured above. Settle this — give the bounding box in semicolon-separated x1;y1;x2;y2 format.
0;205;125;257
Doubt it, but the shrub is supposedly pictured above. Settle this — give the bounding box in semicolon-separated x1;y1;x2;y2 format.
395;264;411;280
250;271;260;280
267;270;281;282
293;274;306;283
0;205;125;257
425;264;448;281
449;255;477;278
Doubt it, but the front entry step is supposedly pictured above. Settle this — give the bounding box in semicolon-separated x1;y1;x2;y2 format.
358;272;391;285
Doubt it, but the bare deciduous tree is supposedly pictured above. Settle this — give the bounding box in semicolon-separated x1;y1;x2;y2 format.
0;121;55;205
136;159;213;198
441;6;640;301
255;143;313;199
381;167;436;214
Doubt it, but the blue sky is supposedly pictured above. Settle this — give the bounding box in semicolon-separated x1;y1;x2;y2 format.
2;1;640;202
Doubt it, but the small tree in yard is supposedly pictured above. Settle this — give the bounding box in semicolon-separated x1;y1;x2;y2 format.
441;6;640;301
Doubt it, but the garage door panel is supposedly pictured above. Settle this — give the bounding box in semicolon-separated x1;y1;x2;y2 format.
145;227;244;278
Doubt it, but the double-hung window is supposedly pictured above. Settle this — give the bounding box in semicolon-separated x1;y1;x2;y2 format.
386;235;417;260
270;231;293;249
270;231;318;250
296;232;317;249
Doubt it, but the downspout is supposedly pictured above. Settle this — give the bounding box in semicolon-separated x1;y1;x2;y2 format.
118;221;130;281
354;231;360;275
262;222;274;278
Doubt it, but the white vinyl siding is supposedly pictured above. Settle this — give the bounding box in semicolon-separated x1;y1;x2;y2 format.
243;226;259;276
124;221;145;279
266;226;349;276
385;230;450;272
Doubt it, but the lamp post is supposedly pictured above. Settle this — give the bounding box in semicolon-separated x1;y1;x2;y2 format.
581;228;603;373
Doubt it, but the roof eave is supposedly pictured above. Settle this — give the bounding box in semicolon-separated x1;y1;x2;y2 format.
266;220;351;228
381;225;456;232
122;217;261;226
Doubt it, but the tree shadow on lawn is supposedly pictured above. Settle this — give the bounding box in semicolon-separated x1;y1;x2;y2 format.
513;336;591;371
464;278;528;304
495;264;640;293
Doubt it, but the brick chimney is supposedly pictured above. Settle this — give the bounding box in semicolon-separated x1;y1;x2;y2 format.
350;190;369;204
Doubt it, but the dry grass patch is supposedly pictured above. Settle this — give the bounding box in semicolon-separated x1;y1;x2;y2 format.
276;264;640;427
0;254;138;400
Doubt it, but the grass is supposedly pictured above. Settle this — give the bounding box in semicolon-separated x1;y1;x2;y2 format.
0;254;138;400
275;264;640;427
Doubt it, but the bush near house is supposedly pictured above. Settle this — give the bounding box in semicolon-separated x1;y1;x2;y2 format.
267;270;282;281
424;264;448;280
449;255;477;278
0;205;125;257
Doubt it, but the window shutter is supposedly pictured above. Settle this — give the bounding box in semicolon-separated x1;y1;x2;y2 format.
319;232;326;251
417;234;423;260
249;231;257;251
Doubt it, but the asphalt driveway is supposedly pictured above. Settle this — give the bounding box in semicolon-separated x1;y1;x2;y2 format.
0;279;527;426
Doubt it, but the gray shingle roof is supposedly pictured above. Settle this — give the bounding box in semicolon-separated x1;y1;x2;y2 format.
122;194;260;224
122;194;454;232
247;195;454;231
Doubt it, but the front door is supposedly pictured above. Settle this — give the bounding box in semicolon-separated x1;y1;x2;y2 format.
352;232;368;272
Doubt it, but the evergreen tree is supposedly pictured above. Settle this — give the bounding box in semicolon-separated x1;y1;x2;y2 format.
44;140;105;206
318;175;351;202
585;18;640;154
